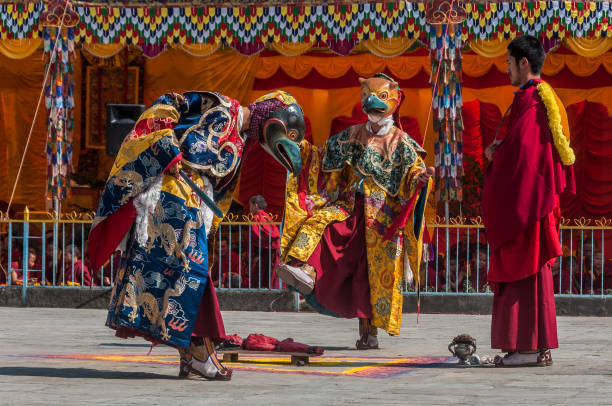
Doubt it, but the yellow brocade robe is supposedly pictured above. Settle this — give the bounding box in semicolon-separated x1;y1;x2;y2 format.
281;124;432;336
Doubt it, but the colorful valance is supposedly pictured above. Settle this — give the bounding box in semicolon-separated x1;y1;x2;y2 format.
1;2;609;58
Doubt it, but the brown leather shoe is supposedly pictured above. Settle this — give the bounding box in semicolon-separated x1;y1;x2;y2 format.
355;334;379;350
539;349;553;366
179;358;191;378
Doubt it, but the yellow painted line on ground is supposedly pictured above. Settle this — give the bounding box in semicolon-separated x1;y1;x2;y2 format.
5;353;450;378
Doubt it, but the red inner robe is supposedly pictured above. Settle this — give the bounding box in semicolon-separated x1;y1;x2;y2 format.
306;193;372;319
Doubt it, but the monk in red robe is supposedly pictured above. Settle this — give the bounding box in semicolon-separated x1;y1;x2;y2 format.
482;35;576;367
210;238;247;288
248;195;280;289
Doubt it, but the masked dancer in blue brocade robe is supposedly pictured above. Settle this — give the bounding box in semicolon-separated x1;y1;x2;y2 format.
88;91;304;380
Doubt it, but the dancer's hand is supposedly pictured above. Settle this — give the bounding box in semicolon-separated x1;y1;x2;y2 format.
417;167;435;184
168;161;182;178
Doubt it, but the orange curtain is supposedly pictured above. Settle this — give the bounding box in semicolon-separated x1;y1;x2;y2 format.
143;48;258;105
0;50;48;210
0;51;83;211
89;48;261;181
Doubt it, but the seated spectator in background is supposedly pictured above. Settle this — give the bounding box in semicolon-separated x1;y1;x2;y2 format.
4;240;22;284
468;244;489;291
581;237;595;265
44;240;59;285
590;251;612;294
0;233;8;284
422;254;445;291
247;195;280;289
62;245;93;286
211;238;248;288
444;246;469;292
552;255;579;294
98;251;121;286
12;248;43;285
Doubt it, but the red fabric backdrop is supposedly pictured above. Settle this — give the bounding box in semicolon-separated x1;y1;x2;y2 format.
458;99;612;256
560;101;612;219
560;101;612;256
462;99;507;165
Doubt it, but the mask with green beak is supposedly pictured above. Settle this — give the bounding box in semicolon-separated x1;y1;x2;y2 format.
248;91;305;176
359;73;402;123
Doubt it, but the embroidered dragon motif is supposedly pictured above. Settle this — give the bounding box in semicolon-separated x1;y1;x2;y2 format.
144;214;196;273
124;270;188;341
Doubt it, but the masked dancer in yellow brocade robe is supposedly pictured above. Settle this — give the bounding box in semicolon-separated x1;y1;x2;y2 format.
277;74;434;348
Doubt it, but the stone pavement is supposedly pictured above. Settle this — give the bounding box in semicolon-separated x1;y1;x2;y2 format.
0;308;611;405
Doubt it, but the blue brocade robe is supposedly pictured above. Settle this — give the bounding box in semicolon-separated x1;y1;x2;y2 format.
90;91;247;348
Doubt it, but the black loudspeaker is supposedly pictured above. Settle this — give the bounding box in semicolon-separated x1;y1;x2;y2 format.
105;104;146;156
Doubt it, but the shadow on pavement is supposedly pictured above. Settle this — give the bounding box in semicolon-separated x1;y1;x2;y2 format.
0;367;176;380
98;343;152;348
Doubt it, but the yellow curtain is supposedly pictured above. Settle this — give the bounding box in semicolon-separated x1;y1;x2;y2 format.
461;53;612;77
253;51;611;81
462;54;502;77
564;37;612;58
82;43;124;59
82;43;222;59
469;38;511;58
176;43;220;57
470;38;612;59
363;37;417;58
271;42;313;56
254;53;430;80
0;38;42;59
545;53;612;76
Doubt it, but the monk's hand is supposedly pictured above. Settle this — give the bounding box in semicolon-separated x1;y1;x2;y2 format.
485;140;503;161
417;167;435;185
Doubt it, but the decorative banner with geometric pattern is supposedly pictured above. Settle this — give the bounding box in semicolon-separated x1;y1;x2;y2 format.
430;23;464;203
43;26;75;202
0;2;609;57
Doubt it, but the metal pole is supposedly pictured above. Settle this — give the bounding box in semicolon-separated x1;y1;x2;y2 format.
445;201;450;292
22;207;30;305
